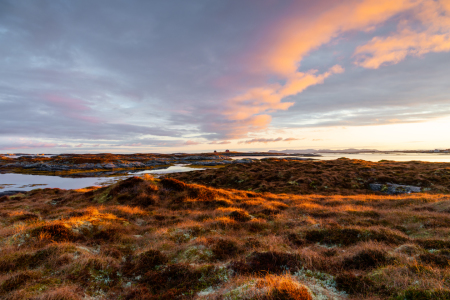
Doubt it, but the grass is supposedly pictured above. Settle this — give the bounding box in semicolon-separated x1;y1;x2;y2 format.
1;161;450;299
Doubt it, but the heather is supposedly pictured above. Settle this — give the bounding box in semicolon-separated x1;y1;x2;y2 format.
1;161;450;299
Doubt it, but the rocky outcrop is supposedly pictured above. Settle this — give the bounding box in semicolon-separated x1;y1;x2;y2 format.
369;183;422;194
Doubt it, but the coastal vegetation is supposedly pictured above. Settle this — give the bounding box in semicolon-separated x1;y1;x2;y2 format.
1;159;450;299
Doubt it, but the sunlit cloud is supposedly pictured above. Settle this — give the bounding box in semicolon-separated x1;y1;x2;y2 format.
208;141;231;145
183;140;201;146
220;0;450;139
1;1;450;152
238;137;300;144
354;0;450;68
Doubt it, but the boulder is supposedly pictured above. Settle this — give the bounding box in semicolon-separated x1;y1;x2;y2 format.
369;183;421;194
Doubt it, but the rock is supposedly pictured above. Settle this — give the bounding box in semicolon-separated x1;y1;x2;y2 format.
232;158;258;164
369;183;421;194
102;163;117;169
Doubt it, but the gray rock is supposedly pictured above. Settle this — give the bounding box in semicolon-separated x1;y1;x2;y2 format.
102;163;117;169
232;158;258;164
369;183;421;194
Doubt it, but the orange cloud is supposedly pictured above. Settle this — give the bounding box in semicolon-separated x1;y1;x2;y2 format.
223;0;429;139
264;0;418;75
238;137;300;144
208;141;231;145
354;0;450;68
184;140;201;146
225;65;344;137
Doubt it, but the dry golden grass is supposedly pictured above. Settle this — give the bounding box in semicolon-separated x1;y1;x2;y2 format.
1;175;450;299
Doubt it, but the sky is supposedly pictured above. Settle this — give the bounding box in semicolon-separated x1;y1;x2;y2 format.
1;0;450;153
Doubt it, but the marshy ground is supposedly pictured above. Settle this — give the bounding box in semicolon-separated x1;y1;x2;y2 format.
1;159;450;299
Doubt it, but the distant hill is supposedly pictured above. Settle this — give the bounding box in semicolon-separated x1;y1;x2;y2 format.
269;148;379;154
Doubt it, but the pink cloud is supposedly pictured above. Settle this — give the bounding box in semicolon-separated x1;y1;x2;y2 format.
208;141;231;144
218;0;450;139
0;142;57;150
184;140;201;146
238;137;299;144
354;1;450;68
44;95;101;123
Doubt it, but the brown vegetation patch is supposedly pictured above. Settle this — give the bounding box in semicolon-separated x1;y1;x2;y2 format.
342;249;391;270
228;210;252;222
30;223;79;242
256;275;313;300
304;227;408;246
1;168;450;299
133;249;168;273
418;253;450;267
231;251;302;274
168;159;450;195
209;238;241;260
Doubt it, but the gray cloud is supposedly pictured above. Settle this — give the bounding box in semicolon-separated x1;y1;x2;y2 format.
0;0;449;152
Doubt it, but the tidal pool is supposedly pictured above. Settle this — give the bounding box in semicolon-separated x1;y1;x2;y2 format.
0;164;204;193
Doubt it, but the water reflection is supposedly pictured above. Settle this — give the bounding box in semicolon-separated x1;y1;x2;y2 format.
0;164;205;193
133;164;205;175
0;173;124;192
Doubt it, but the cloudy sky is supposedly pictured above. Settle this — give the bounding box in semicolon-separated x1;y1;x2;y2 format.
1;0;450;153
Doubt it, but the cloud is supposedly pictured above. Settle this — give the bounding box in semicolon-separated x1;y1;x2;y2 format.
283;138;301;142
218;0;441;138
0;141;57;150
354;0;450;69
238;137;300;144
208;141;231;145
183;140;201;146
0;0;449;151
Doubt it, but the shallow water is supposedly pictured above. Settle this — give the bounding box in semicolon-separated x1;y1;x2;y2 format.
134;164;205;175
0;173;124;192
0;164;204;193
2;155;448;193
